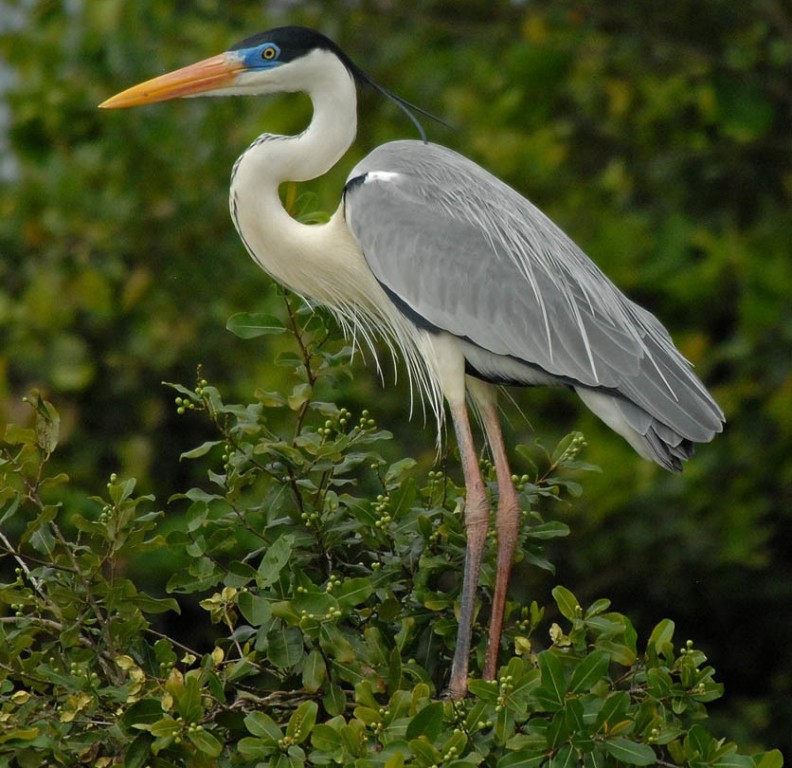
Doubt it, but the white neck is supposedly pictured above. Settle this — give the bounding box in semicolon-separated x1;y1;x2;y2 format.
227;50;448;436
244;56;358;184
229;50;359;295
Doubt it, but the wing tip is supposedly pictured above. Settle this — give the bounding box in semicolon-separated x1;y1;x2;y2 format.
577;386;724;472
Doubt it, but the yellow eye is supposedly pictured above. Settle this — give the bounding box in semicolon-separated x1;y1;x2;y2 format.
262;46;277;61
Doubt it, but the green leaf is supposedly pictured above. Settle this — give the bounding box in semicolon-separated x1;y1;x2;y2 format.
713;755;756;768
267;624;304;669
0;495;21;527
320;622;356;663
129;592;181;615
0;727;40;744
226;312;286;338
355;680;382;710
595;639;637;667
256;388;288;407
564;698;585;733
521;548;556;573
286;701;318;744
585;599;612;618
354;705;381;727
585;747;607;768
302;649;326;693
526;521;570;540
188;729;222;757
440;726;467;757
602;738;657;766
384;752;406;768
180;440;222;459
3;424;36;445
225;560;258;587
387;646;403;692
496;750;546;768
507;667;541;701
206;671;226;704
32;394;60;453
292;590;338;618
385;458;417;485
538;651;567;704
224;658;255;684
311;724;342;752
647;619;675;659
409;737;441;765
468;679;499;702
549;744;576;768
149;717;180;739
108;477;137;505
244;711;282;744
334;577;374;609
753;750;785;768
594;692;629;732
568;650;610;693
121;699;166;730
288;383;313;411
168;672;204;723
257;534;295;588
686;724;716;759
405;701;445;742
323;682;346;717
238;737;275;760
238;590;272;626
546;709;570;750
124;732;152;768
552;586;579;621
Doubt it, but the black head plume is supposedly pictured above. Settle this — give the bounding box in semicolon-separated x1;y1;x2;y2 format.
230;26;450;142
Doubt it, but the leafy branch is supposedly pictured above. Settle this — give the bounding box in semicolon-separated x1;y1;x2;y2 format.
0;311;783;767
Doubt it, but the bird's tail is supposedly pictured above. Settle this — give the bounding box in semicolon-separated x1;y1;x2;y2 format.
575;387;714;471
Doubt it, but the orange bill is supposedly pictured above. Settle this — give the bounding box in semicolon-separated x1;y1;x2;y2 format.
99;53;243;109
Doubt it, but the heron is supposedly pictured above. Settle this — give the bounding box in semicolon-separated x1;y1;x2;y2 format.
100;25;724;698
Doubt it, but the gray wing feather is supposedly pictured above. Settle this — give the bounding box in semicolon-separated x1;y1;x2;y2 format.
344;140;723;443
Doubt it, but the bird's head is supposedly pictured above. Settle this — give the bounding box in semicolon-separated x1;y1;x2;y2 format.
99;26;354;108
100;25;445;140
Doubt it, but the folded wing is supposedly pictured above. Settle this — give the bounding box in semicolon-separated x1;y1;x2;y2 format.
344;140;723;467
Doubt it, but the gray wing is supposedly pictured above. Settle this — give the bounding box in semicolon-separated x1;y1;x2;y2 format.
343;140;723;444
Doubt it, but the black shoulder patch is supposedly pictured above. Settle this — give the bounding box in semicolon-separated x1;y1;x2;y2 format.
343;174;367;198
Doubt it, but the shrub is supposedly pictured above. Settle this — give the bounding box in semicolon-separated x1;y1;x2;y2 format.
0;303;783;767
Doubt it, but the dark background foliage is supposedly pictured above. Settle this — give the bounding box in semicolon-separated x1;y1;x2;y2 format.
1;0;790;756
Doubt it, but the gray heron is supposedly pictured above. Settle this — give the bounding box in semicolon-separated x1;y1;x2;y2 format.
100;26;724;698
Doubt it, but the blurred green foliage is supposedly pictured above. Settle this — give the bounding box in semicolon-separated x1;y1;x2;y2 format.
0;0;790;756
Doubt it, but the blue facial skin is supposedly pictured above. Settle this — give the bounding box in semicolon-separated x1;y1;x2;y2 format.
238;43;282;70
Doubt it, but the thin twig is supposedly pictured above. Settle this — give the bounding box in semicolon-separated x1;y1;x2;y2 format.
145;626;204;658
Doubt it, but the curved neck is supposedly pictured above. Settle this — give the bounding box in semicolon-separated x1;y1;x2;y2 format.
237;53;358;186
229;51;359;294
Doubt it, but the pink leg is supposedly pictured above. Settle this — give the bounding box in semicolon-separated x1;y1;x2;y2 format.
469;382;521;681
446;399;491;700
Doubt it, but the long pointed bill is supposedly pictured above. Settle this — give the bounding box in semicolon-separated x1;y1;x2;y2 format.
99;53;243;109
